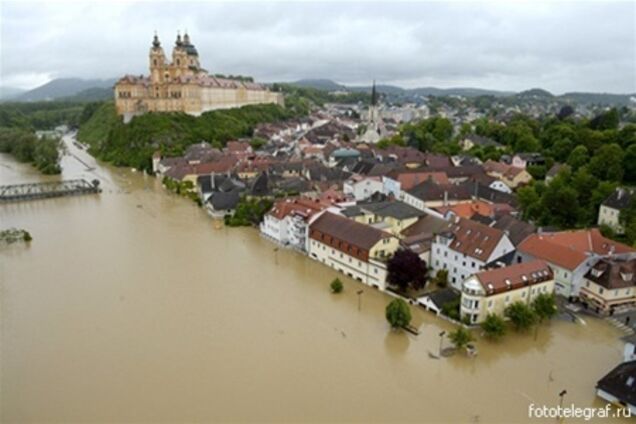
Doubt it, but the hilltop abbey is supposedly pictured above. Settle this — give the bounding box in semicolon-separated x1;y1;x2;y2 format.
114;32;283;122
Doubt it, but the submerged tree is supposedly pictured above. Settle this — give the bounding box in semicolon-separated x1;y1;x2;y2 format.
532;293;558;322
481;314;506;340
449;327;474;350
385;299;412;330
330;278;343;294
504;302;537;332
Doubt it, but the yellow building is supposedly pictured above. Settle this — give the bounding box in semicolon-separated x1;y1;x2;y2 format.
114;32;283;122
308;212;400;290
341;200;424;238
460;260;555;324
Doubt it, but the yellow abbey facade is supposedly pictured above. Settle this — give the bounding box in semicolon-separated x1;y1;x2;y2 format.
114;32;283;122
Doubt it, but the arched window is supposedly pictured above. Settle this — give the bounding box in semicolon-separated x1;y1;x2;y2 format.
153;59;157;67
177;59;180;66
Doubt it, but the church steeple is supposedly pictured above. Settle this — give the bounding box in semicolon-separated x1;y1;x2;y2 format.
371;80;377;106
152;31;161;48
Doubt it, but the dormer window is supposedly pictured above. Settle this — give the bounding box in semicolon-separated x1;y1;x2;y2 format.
591;268;604;278
621;272;634;282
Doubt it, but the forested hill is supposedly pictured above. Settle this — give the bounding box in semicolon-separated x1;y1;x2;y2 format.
76;101;298;172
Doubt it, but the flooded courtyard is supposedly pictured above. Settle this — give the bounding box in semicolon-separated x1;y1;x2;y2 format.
0;137;629;422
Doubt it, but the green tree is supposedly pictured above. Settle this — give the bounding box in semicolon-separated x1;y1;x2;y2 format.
590;108;620;131
385;299;412;330
567;145;589;171
330;278;343;293
532;293;557;322
588;143;625;182
481;314;506;340
449;327;474;350
504;301;537;332
551;138;574;162
623;144;636;183
517;184;541;221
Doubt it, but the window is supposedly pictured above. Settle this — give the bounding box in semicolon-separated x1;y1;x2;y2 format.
599;287;604;295
488;300;493;308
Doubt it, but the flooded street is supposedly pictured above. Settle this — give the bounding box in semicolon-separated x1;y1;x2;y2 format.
0;136;629;422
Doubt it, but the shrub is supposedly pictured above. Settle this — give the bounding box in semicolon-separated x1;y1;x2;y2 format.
481;314;506;340
330;278;343;293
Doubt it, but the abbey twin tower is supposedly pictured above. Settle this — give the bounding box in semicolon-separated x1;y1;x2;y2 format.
114;32;283;122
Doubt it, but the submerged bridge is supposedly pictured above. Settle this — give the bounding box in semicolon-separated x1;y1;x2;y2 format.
0;179;101;203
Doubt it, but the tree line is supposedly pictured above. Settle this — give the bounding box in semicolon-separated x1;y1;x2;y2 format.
0;127;61;174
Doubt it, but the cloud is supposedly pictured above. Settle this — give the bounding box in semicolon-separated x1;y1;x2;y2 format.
0;0;634;93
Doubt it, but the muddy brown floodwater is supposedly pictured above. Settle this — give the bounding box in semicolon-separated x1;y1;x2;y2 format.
0;135;630;423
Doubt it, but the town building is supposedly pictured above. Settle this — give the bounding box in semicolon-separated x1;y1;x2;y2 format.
430;217;515;289
515;229;636;299
340;200;424;237
460;260;554;324
483;160;533;189
459;134;503;151
511;153;546;169
260;198;328;251
580;257;636;315
308;212;400;289
598;188;634;235
343;175;384;201
596;361;636;415
114;32;283;122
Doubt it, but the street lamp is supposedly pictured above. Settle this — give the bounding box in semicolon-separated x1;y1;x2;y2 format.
357;290;364;311
439;331;446;357
558;389;567;422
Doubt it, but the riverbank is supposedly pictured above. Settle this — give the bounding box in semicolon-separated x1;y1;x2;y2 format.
0;136;630;422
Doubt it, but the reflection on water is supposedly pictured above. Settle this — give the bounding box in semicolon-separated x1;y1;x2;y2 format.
0;136;629;422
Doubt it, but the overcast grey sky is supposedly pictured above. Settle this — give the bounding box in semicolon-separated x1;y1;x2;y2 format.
1;0;634;93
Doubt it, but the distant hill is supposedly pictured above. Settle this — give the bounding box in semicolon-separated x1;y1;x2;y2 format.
0;86;26;101
15;78;117;102
559;92;636;107
516;88;555;100
61;87;113;102
287;79;513;98
291;79;347;91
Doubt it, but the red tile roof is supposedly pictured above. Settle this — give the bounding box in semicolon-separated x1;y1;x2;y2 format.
388;170;450;190
517;229;635;270
440;217;507;262
474;260;553;295
309;212;393;261
269;197;326;221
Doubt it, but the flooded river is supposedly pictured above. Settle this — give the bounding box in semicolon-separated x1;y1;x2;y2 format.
0;136;629;422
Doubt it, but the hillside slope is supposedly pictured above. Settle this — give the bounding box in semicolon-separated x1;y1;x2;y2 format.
77;102;297;172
